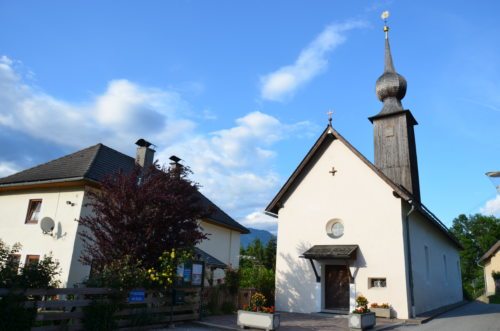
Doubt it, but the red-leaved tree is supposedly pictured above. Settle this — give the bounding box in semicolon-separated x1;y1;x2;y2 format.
78;164;209;270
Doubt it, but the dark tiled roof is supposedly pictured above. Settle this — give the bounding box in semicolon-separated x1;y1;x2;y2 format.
479;240;500;263
302;245;358;260
0;144;134;186
194;247;227;269
0;143;248;234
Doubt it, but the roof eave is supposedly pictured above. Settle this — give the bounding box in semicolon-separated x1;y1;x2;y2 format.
0;177;99;191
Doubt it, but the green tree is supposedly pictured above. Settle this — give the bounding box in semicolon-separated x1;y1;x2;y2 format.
239;238;277;304
450;213;500;298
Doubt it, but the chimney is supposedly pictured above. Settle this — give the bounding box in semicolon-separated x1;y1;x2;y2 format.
135;138;155;169
169;155;182;177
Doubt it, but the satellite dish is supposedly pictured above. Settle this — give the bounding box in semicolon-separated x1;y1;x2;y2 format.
40;217;55;234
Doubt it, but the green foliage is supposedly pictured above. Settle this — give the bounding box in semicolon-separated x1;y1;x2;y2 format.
0;240;22;288
488;294;500;304
0;239;61;289
220;300;236;314
240;266;275;305
450;214;500;298
82;299;119;331
0;293;37;331
239;238;276;304
147;248;192;288
18;254;61;289
85;255;150;290
224;267;240;295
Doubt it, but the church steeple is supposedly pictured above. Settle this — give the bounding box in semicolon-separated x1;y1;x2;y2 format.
369;12;420;201
375;14;407;115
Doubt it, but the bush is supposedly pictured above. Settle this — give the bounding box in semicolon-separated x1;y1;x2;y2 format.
224;267;240;295
0;240;61;289
240;266;275;305
0;293;37;331
82;299;119;331
85;255;149;290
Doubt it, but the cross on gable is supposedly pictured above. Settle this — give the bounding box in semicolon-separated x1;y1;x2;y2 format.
329;166;337;176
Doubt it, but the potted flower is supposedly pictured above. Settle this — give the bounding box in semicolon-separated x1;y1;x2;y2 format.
349;295;376;330
370;303;392;318
237;292;280;331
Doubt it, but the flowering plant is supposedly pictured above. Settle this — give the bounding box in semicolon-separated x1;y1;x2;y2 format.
352;295;370;314
242;292;275;314
147;248;192;287
370;302;390;309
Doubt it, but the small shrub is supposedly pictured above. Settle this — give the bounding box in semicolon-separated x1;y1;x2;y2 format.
224;267;240;295
492;271;500;280
0;293;37;331
82;299;119;331
220;301;235;314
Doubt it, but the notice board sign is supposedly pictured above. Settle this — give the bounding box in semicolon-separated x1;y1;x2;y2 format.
128;290;145;303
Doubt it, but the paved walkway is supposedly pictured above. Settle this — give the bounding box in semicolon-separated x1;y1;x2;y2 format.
388;302;500;331
193;312;402;331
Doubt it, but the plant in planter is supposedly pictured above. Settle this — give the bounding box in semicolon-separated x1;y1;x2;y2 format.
370;303;392;318
349;295;376;330
237;292;280;331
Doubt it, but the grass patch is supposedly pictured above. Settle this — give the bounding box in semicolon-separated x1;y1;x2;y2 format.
488;294;500;304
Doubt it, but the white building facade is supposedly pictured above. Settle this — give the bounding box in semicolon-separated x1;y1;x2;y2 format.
0;141;248;287
266;25;462;319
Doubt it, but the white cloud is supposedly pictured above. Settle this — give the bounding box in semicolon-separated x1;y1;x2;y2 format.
0;55;315;232
260;21;365;102
239;211;278;234
480;195;500;216
0;161;19;177
0;56;194;153
156;111;314;224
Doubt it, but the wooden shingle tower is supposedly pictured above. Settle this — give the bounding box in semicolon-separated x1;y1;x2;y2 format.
369;18;420;201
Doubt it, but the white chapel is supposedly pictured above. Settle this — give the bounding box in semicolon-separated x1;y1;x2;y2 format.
265;20;463;319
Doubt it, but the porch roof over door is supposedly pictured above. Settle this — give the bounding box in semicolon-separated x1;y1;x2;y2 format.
302;245;358;260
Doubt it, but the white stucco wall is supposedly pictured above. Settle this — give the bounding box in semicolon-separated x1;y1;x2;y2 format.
484;250;500;295
275;138;411;318
1;186;242;287
197;220;241;280
407;205;463;314
0;186;89;287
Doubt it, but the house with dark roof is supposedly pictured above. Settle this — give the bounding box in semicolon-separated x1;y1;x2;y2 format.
265;24;462;319
479;240;500;296
0;139;248;286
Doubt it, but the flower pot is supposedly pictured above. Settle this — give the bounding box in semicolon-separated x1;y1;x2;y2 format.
237;310;280;331
371;307;391;318
348;312;376;330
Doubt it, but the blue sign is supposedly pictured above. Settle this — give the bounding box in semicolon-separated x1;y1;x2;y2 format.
128;290;145;303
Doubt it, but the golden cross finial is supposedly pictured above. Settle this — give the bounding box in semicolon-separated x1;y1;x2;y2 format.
327;110;334;125
381;11;390;39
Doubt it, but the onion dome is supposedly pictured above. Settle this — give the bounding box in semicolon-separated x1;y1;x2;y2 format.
375;25;407;115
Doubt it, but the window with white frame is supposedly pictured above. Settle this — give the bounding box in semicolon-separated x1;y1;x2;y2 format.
25;199;42;224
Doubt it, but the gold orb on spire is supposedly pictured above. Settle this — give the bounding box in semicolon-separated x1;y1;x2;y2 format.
381;11;390;34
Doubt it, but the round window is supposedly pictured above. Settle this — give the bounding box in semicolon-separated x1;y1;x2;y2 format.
326;219;344;238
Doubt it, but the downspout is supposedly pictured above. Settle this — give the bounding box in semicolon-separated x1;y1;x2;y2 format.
405;200;416;318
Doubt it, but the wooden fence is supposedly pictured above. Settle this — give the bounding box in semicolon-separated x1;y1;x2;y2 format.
0;287;201;331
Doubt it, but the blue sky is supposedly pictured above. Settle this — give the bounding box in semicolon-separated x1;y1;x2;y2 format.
1;1;499;232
